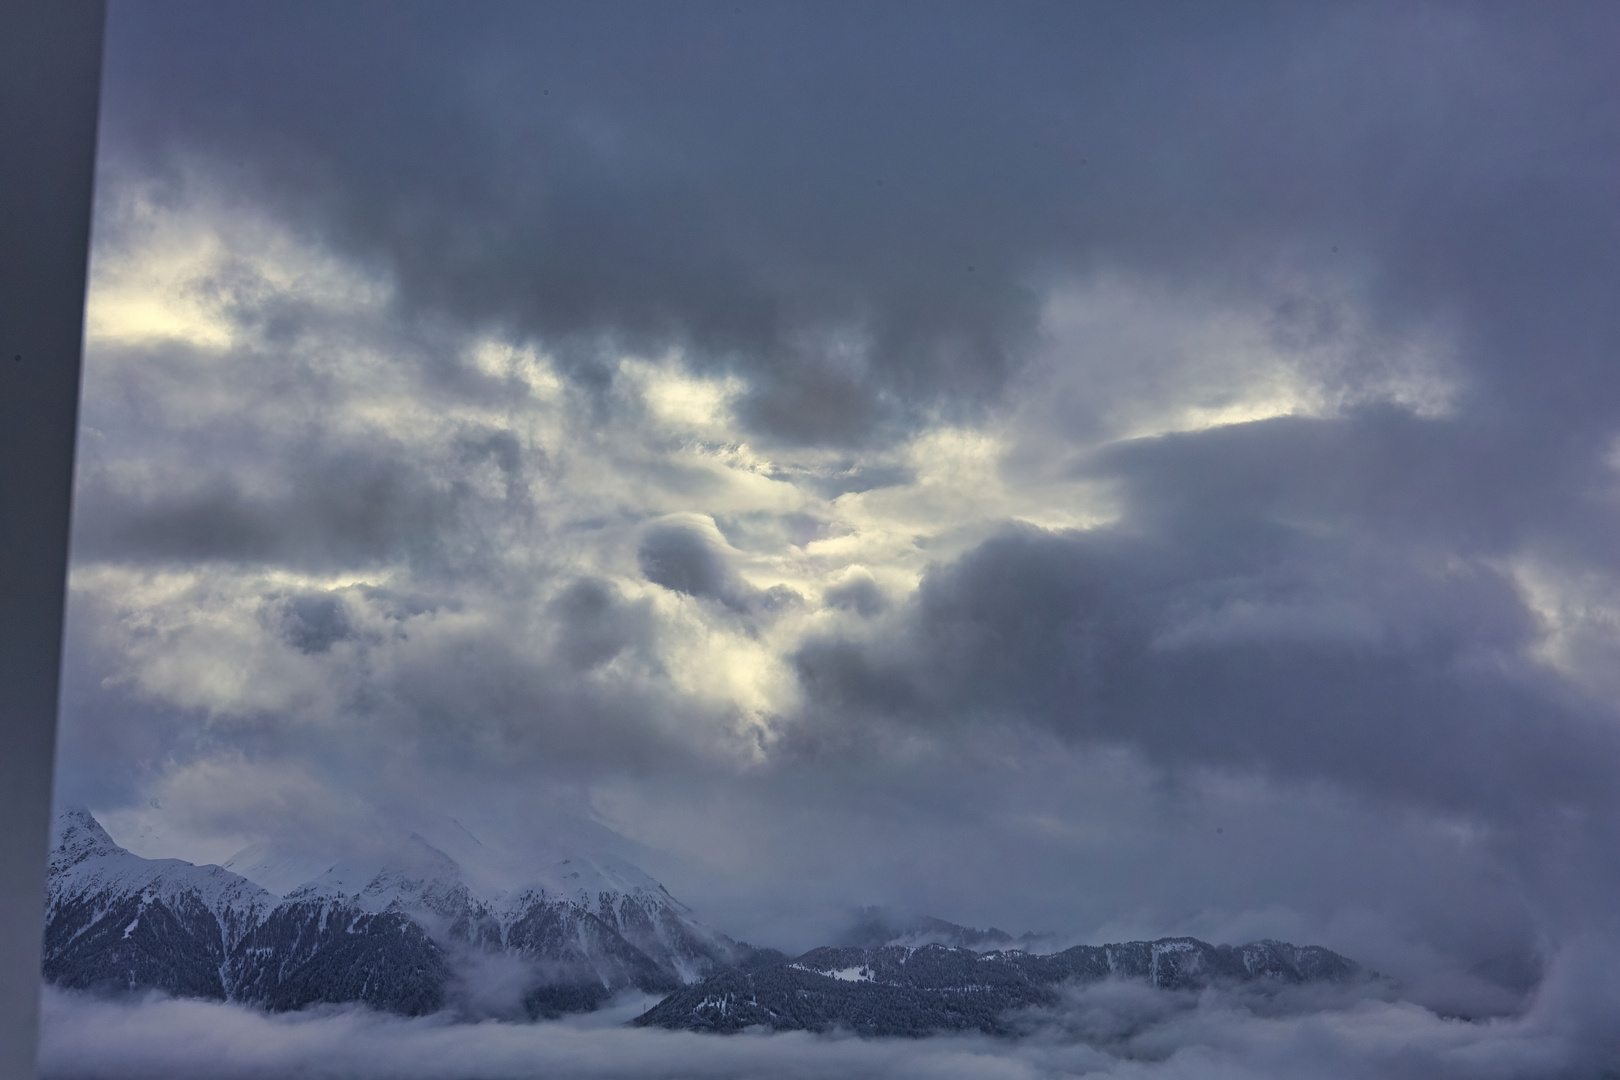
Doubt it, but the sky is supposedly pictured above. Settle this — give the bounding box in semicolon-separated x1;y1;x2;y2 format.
45;1;1620;1074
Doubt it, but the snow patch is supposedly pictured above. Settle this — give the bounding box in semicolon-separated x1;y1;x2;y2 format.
791;963;875;982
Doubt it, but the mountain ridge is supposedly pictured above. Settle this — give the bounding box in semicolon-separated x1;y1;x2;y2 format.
44;808;1367;1034
633;938;1366;1036
43;808;737;1016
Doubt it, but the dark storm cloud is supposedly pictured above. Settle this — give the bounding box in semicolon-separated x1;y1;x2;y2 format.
780;409;1620;954
97;2;1620;446
1095;408;1620;573
792;444;1620;825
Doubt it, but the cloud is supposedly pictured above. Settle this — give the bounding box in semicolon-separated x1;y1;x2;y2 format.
36;935;1620;1080
94;3;1620;447
793;513;1620;821
638;517;748;607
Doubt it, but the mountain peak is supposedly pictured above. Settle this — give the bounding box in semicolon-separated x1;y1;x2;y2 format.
221;842;334;898
49;807;124;869
535;853;670;903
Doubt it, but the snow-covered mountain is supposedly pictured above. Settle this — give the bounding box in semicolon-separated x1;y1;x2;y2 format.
44;809;277;1000
45;809;1369;1033
513;854;733;987
43;809;739;1016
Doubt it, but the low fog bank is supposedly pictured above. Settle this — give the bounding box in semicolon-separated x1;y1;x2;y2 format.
38;938;1620;1080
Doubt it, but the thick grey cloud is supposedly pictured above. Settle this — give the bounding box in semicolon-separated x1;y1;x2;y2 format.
96;2;1620;444
793;507;1616;823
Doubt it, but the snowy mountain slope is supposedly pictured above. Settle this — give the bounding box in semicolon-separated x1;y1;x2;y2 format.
219;842;334;897
49;809;277;943
225;824;739;988
269;844;736;1011
44;809;278;998
499;889;677;1016
517;854;736;984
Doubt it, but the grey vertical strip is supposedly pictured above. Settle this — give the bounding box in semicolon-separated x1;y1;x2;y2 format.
0;1;106;1076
